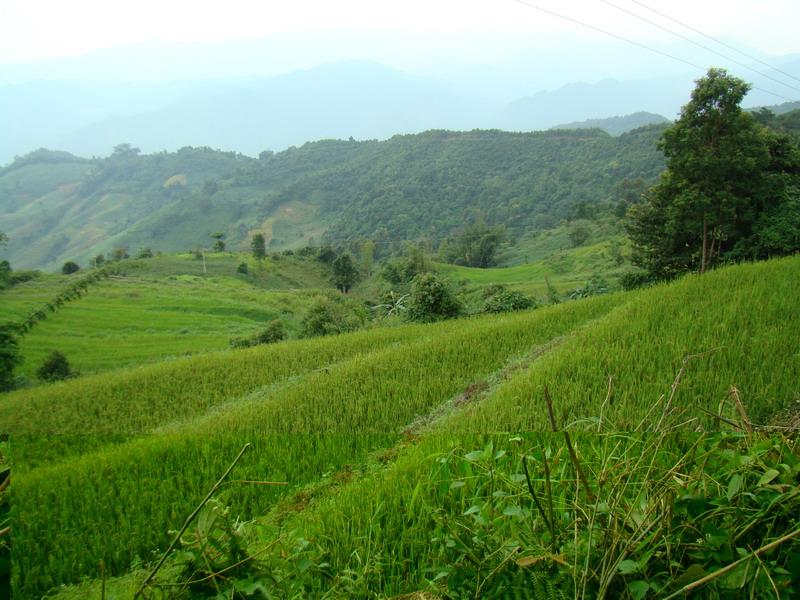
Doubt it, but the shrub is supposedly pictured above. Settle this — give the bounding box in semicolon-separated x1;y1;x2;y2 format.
569;275;610;299
620;270;655;290
332;253;359;293
236;262;249;274
300;295;368;337
61;261;80;275
406;273;461;322
481;285;536;314
136;248;153;259
0;325;22;391
317;246;337;264
112;248;129;261
0;261;10;290
36;351;72;382
229;321;286;348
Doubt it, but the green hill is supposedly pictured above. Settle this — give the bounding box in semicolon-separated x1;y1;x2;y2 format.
0;126;666;270
5;255;799;598
0;252;335;380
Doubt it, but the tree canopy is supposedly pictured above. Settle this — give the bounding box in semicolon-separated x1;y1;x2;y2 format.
628;68;800;279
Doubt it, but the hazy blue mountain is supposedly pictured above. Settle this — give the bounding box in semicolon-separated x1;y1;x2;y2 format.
552;112;669;136
495;77;692;132
0;79;233;163
17;62;482;160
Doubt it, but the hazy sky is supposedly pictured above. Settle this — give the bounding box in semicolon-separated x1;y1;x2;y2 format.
3;0;800;63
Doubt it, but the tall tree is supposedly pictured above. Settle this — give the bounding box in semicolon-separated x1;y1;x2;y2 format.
628;68;800;278
332;253;359;293
251;234;266;260
210;232;225;252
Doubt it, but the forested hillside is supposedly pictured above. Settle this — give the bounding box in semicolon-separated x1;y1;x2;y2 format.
0;126;666;270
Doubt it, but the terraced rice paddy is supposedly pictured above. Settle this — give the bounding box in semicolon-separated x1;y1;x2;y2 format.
3;256;799;598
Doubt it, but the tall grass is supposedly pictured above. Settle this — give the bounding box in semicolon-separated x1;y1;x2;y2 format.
11;295;620;597
16;256;800;598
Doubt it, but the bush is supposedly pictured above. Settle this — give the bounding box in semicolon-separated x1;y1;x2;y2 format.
406;273;461;322
0;261;10;290
136;248;153;259
36;351;72;382
481;285;536;314
229;320;286;348
300;295;368;338
0;325;22;391
569;275;610;300
620;270;655;290
112;248;129;261
61;261;80;275
236;262;249;274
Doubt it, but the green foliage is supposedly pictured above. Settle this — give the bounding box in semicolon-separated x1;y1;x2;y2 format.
481;285;537;314
230;321;286;348
545;278;561;304
136;247;153;259
300;295;368;337
331;252;358;293
423;434;800;599
10;257;800;599
568;222;591;247
568;274;610;299
250;234;266;260
360;239;375;277
445;223;506;268
316;245;336;264
0;441;8;599
111;247;129;261
1;129;664;271
166;498;253;598
407;272;461;322
61;261;80;275
202;179;219;196
629;69;800;278
91;254;105;267
380;248;429;285
619;270;655;290
210;233;226;253
0;261;10;290
10;296;618;597
36;350;72;382
0;325;22;392
236;261;249;274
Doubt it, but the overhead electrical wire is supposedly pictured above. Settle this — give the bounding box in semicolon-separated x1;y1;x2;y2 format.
508;0;795;102
628;0;800;86
598;0;800;95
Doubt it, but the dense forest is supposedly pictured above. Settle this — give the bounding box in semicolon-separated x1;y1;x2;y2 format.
0;125;667;270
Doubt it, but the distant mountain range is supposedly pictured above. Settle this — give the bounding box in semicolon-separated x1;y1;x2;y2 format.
552;112;670;136
3;52;799;165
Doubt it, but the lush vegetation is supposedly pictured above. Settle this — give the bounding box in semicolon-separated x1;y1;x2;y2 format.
8;255;797;599
3;76;800;599
628;69;800;280
0;126;666;271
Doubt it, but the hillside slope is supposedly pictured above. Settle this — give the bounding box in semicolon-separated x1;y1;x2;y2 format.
6;255;799;597
0;127;666;270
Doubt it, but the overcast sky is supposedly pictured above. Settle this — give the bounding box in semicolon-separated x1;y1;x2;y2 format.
3;0;799;63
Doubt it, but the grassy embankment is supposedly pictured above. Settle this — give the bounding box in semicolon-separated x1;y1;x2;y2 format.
0;253;332;379
8;256;800;598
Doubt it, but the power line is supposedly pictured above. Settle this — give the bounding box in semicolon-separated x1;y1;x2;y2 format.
628;0;800;87
598;0;800;95
508;0;794;102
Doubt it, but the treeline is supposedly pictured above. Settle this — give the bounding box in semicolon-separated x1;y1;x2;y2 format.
0;127;667;269
627;69;800;283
